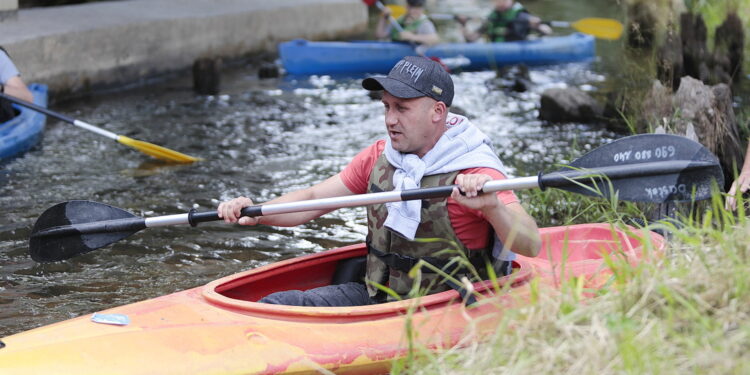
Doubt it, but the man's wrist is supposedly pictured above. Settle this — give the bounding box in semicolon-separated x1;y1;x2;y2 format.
479;198;502;215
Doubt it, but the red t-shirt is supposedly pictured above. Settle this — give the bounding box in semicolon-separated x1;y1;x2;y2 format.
340;140;519;249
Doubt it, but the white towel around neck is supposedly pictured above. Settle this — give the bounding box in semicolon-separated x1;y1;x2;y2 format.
383;113;507;240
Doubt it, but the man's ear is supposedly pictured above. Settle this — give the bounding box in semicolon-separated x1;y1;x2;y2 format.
432;101;447;122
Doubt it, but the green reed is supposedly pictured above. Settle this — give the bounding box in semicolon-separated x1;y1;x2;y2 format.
390;181;750;374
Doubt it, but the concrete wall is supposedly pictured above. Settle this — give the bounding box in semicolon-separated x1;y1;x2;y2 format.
0;0;17;10
0;0;367;94
0;0;18;20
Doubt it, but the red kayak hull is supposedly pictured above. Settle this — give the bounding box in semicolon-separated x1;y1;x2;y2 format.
0;224;664;374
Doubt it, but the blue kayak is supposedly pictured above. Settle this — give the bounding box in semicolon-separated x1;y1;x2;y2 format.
0;84;48;162
279;33;595;75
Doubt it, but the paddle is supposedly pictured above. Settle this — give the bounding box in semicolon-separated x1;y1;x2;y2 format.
386;4;406;19
29;134;722;263
364;0;406;33
425;10;624;40
0;92;200;163
548;18;624;40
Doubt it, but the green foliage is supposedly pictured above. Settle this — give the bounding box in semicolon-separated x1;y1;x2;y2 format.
518;179;645;227
688;0;750;67
687;0;750;29
380;124;747;374
392;185;750;374
513;139;650;227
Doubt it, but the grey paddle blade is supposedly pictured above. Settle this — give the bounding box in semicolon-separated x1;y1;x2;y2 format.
29;200;145;262
540;134;723;203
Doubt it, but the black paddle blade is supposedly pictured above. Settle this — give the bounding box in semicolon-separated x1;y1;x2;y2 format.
29;200;146;262
541;134;723;203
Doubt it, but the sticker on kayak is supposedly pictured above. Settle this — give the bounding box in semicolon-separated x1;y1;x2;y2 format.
91;313;130;326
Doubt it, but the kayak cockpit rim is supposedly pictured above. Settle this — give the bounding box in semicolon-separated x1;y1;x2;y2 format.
200;224;662;321
201;243;533;321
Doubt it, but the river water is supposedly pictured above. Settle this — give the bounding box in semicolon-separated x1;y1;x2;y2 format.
0;0;626;336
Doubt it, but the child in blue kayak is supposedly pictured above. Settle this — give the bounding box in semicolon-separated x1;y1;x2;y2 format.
459;0;552;42
375;0;440;46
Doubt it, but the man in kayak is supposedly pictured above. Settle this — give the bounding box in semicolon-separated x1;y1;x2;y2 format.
0;46;33;122
459;0;552;42
375;0;440;46
218;56;541;306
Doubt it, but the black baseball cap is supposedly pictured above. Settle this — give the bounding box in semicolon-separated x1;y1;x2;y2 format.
362;56;454;107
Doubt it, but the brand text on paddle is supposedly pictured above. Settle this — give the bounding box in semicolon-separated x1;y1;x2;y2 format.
613;145;677;163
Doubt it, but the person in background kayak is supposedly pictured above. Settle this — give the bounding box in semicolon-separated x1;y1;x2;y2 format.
459;0;552;42
218;56;541;307
375;0;440;46
0;47;33;122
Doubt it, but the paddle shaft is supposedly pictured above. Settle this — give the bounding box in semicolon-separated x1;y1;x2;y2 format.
430;13;588;24
0;91;119;140
374;1;405;33
144;159;717;227
549;20;572;28
31;160;713;238
433;14;622;40
429;13;460;21
432;12;586;26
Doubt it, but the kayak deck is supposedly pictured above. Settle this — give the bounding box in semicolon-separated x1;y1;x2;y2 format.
279;34;596;75
0;84;48;162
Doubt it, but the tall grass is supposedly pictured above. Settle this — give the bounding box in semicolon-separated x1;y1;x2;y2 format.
518;188;646;227
515;142;647;227
391;187;750;374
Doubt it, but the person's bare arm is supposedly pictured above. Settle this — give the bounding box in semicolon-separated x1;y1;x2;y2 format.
726;141;750;210
375;8;392;39
457;16;483;42
450;174;541;257
529;15;552;35
218;173;355;227
482;201;541;257
3;76;33;102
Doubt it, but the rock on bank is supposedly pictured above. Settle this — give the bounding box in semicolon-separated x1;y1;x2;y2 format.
0;0;366;94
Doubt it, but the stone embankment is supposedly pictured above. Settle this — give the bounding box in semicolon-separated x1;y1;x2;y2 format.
0;0;367;94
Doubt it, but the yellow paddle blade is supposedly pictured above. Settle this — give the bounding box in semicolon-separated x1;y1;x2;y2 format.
117;135;201;163
387;4;406;19
571;17;623;40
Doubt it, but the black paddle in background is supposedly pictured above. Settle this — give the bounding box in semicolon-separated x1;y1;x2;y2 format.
29;134;723;263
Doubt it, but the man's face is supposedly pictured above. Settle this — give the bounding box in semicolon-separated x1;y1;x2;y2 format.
494;0;513;11
381;92;443;158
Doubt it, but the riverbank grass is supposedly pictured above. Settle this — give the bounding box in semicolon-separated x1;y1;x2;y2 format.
393;192;750;374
